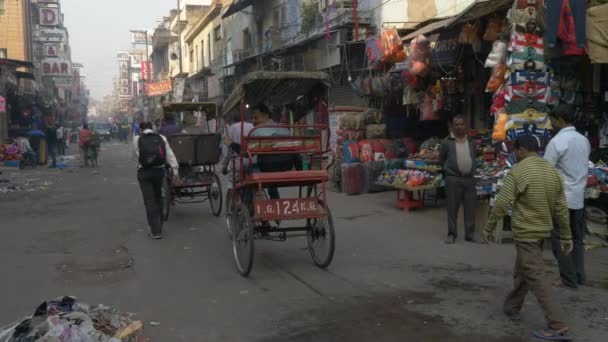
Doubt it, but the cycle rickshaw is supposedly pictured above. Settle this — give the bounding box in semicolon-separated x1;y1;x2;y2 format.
223;71;336;277
161;102;223;220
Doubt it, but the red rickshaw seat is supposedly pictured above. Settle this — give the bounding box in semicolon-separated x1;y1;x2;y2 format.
246;170;328;184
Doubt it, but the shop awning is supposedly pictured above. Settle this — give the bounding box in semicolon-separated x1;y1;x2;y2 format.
0;58;35;69
222;0;253;19
402;17;455;41
402;0;512;42
15;71;36;80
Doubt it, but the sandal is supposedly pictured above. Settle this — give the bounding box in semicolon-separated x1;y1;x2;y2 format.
532;328;571;341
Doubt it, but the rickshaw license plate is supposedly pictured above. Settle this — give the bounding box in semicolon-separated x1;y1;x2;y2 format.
255;199;323;219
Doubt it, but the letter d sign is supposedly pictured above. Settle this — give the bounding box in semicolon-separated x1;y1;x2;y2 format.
40;8;58;26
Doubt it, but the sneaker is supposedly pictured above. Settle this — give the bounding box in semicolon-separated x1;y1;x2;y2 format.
445;235;456;244
504;312;521;322
148;233;163;240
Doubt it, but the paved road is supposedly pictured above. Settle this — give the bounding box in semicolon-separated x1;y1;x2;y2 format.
1;142;607;341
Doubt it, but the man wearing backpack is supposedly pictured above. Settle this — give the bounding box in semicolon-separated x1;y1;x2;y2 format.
134;121;179;239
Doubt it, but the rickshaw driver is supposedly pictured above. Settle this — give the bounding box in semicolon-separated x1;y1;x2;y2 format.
249;104;303;199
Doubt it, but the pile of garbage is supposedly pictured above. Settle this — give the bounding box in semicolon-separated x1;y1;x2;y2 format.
0;176;52;194
0;296;144;342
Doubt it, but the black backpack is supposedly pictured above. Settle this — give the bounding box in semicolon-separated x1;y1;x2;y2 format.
138;133;166;168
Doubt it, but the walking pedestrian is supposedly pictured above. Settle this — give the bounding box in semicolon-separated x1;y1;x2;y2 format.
439;115;478;244
484;135;573;341
56;124;65;155
134;121;179;240
545;105;590;289
45;124;58;168
79;124;93;167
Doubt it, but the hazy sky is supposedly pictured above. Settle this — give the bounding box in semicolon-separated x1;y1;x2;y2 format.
62;0;176;100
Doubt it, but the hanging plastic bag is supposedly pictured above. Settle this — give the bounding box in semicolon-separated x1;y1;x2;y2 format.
409;35;430;62
366;37;384;70
486;64;507;92
409;60;429;76
380;28;406;64
485;40;508;68
492;113;508;142
420;93;439;121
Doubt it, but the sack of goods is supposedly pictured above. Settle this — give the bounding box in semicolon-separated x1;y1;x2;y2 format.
364;109;385;125
366;124;387;139
340;112;366;130
138;134;166;168
341;162;366;195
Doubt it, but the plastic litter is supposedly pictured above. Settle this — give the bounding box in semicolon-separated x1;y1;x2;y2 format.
0;296;144;342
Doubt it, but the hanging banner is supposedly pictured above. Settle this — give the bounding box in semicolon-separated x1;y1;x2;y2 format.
147;80;173;97
0;96;6;113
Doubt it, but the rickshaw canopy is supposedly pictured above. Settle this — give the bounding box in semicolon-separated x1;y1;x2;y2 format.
222;71;330;115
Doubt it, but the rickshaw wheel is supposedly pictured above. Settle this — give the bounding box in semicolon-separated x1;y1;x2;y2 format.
306;201;335;268
161;176;171;222
209;174;223;216
225;189;235;240
232;201;254;277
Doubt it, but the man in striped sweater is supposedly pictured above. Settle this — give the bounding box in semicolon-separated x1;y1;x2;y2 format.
484;135;573;341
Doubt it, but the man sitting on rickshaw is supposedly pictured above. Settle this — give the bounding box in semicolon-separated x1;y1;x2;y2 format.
225;104;302;200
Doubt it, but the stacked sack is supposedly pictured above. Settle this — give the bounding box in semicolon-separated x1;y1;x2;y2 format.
487;0;558;143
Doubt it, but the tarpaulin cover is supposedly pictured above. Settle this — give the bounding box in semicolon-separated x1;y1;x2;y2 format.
223;71;330;115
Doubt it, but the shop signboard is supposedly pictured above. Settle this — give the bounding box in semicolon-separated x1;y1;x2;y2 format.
328;111;342;151
43;44;59;57
39;7;60;26
35;28;65;42
173;78;185;102
41;59;71;76
147;80;173;97
141;61;152;82
131;32;150;45
53;77;72;87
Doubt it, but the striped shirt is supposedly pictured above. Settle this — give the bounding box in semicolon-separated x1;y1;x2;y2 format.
487;156;571;241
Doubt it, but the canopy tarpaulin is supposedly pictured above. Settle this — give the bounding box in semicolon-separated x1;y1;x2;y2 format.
222;71;330;115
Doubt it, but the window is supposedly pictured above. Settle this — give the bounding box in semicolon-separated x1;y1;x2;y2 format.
189;49;194;67
195;45;199;71
0;0;5;14
214;26;221;41
207;34;211;66
242;29;251;50
0;49;7;59
200;41;205;67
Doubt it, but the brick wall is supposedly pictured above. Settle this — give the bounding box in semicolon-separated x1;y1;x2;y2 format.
0;0;27;61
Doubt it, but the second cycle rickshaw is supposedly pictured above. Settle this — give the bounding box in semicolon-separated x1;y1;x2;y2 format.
161;102;223;220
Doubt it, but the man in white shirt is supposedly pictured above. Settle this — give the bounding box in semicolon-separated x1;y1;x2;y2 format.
134;122;179;240
545;105;590;289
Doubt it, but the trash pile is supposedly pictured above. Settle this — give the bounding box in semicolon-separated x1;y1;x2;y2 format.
0;176;52;194
0;297;144;342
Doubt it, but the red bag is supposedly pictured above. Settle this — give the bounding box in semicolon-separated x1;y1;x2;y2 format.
337;129;365;145
381;139;398;160
359;140;374;162
366;37;384;69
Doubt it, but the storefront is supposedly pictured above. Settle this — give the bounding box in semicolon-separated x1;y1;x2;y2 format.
331;0;608;228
